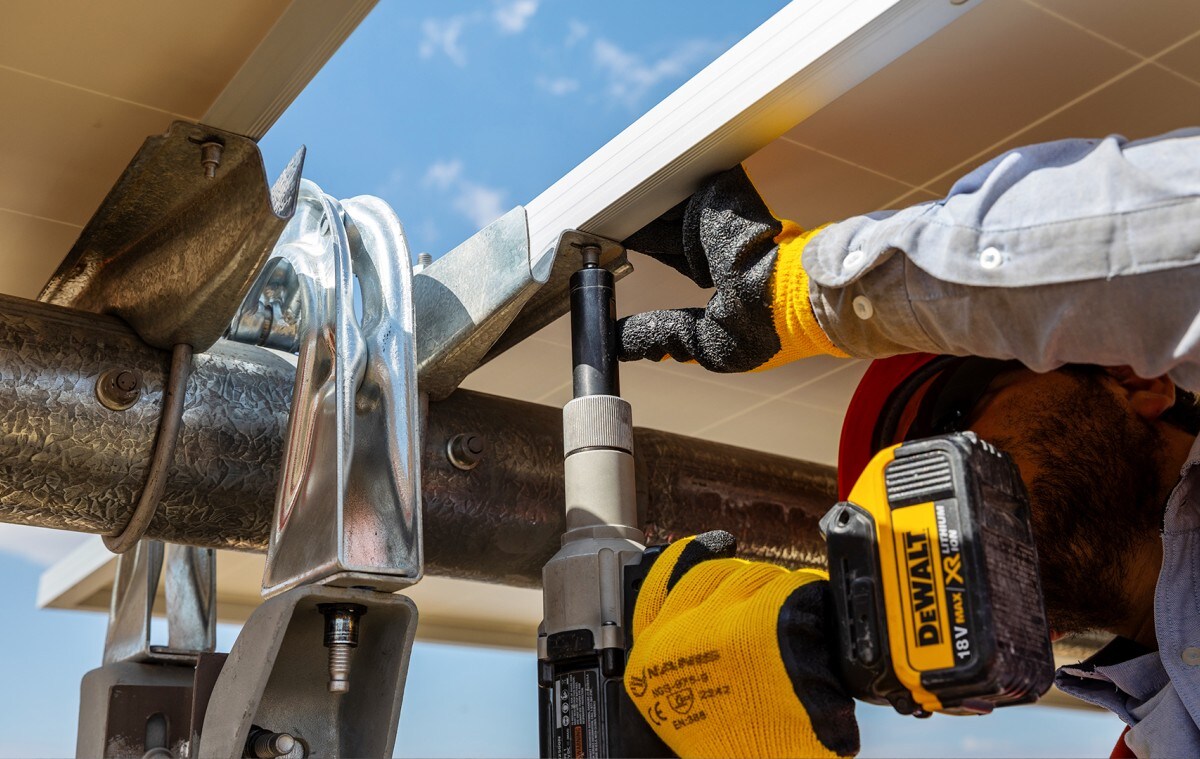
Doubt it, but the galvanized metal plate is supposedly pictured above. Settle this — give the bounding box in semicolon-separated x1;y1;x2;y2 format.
39;121;303;352
482;228;630;361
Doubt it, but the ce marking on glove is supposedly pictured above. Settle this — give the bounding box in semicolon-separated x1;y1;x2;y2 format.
647;701;667;728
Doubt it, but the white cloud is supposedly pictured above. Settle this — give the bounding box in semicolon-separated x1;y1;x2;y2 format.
564;20;588;48
536;75;580;96
419;15;471;67
423;159;508;229
453;182;507;228
493;0;538;34
419;4;536;66
592;37;716;107
0;524;90;566
423;159;464;190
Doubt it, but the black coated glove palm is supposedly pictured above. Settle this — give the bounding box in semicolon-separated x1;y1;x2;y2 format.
618;166;844;372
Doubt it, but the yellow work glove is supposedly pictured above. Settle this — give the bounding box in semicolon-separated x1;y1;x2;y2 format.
617;166;847;372
626;531;858;758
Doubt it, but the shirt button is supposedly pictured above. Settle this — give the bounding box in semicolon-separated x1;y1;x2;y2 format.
844;249;866;271
979;247;1003;270
852;295;874;320
1182;647;1200;666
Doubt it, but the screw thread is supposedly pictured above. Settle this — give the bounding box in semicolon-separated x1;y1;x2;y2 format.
328;643;352;693
250;730;296;758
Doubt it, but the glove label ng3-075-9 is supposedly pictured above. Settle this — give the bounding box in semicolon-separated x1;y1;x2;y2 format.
627;649;725;731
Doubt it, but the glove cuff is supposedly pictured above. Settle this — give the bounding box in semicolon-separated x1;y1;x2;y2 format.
760;222;848;370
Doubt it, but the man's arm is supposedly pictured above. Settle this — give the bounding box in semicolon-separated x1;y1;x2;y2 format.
804;129;1200;388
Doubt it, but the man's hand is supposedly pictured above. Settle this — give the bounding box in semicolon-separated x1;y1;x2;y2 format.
626;531;859;758
618;166;846;372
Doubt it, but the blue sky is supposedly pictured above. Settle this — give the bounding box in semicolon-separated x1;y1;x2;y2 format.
255;0;799;260
0;1;1128;756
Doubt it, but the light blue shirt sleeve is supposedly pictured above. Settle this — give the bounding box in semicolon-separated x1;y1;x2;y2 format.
803;129;1200;388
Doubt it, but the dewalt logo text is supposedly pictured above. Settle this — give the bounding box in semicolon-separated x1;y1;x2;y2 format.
903;530;943;646
889;502;954;670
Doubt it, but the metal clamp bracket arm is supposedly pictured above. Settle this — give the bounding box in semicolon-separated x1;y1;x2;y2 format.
103;343;193;553
241;179;422;597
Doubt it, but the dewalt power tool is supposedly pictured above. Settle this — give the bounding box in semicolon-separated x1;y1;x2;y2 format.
820;433;1056;717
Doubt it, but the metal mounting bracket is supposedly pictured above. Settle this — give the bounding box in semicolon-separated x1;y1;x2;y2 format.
103;540;216;665
195;585;417;759
244;180;422;597
412;206;544;399
39;120;303;353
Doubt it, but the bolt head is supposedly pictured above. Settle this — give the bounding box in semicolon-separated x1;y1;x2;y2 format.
114;371;138;392
96;368;142;411
447;432;485;470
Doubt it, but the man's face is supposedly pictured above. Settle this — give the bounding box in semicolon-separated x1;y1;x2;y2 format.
966;367;1166;635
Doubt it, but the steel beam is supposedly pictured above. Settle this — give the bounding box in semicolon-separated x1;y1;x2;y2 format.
0;294;835;585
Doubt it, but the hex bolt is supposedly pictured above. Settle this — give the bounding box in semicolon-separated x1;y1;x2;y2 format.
95;368;142;411
414;252;433;274
199;140;223;179
317;603;367;694
447;432;485;470
246;727;298;758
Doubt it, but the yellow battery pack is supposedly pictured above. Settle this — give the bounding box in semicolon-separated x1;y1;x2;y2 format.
820;432;1055;716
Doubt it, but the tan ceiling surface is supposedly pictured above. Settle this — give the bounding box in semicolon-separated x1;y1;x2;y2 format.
0;0;295;299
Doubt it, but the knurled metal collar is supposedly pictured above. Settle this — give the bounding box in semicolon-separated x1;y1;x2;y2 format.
563;395;633;455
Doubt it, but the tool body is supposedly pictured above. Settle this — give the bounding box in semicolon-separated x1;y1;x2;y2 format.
537;240;669;759
821;432;1055;717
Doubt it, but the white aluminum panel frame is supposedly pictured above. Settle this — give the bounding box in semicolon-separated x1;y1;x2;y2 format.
202;0;378;139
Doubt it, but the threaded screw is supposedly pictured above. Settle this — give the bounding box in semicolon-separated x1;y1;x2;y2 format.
199;141;223;178
247;727;297;758
317;603;366;694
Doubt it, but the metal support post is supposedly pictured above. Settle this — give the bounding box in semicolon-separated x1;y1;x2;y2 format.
77;540;217;757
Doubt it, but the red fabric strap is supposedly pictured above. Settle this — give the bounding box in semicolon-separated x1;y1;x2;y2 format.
1111;726;1135;758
